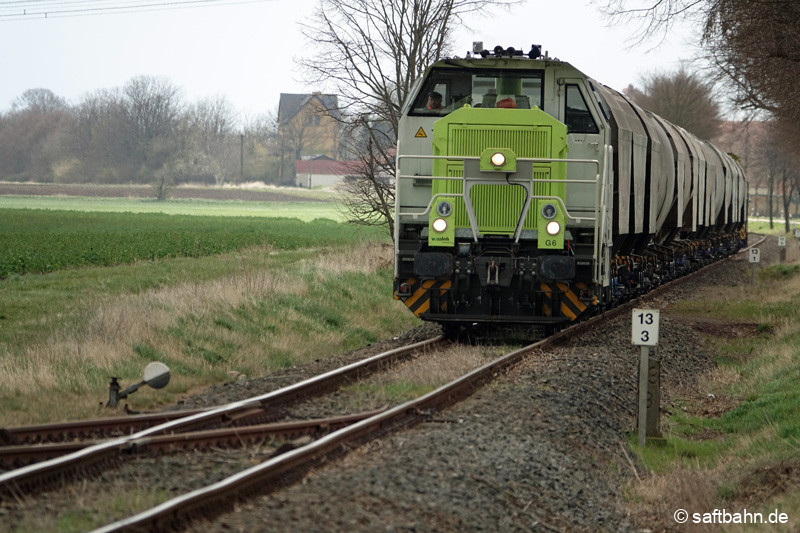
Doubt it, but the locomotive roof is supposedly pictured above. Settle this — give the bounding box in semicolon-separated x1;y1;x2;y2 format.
431;56;571;70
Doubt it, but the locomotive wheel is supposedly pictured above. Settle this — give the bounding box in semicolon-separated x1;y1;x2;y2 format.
441;322;462;341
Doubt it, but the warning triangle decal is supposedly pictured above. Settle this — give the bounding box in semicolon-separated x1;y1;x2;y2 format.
415;127;427;138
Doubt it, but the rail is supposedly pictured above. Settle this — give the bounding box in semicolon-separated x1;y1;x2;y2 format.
0;411;387;469
0;336;442;498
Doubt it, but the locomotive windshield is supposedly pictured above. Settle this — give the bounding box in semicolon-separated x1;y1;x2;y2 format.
409;68;544;116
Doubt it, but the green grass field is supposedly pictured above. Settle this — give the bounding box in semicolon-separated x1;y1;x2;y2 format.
0;208;371;277
748;219;800;236
0;195;417;426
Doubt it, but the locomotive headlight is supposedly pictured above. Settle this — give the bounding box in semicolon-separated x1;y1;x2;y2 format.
480;148;516;172
436;200;453;217
541;203;557;220
432;218;448;233
545;220;561;236
490;152;506;167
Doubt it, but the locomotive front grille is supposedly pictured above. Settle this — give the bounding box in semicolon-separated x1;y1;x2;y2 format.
449;126;551;158
434;124;560;235
438;168;552;233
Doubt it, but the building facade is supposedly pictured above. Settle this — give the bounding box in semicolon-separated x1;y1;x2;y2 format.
278;93;340;184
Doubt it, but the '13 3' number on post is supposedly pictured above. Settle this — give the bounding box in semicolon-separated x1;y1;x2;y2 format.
632;309;659;346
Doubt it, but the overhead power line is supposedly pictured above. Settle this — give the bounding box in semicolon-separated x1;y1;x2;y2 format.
0;0;273;20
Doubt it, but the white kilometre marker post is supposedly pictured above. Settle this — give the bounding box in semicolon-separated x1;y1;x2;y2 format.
749;247;760;284
632;308;659;447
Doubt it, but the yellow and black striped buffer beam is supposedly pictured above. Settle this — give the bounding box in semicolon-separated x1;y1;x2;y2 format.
540;282;589;321
394;278;451;317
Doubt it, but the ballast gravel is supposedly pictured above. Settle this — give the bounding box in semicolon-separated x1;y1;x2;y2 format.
190;246;766;532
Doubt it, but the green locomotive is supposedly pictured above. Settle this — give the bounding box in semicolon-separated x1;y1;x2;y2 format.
393;44;746;337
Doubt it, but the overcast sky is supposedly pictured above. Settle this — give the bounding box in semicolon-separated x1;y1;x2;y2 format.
0;0;703;121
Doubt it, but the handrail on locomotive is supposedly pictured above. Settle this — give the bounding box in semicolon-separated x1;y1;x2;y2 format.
396;144;614;283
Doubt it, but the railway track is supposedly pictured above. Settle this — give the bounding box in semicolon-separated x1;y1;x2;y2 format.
0;410;387;469
0;336;441;495
2;243;760;531
0;410;208;446
96;250;749;532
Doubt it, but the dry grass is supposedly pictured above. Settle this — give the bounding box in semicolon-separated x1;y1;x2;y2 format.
334;344;508;409
626;248;800;531
1;256;306;379
373;344;500;387
627;462;724;532
746;344;796;388
300;243;394;275
628;450;800;532
755;274;800;304
0;242;412;425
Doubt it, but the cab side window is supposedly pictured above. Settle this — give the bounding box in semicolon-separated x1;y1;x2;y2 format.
412;82;450;115
565;84;599;134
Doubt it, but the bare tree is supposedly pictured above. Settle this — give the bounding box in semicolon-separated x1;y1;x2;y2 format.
624;65;722;139
187;95;239;186
299;0;517;238
0;78;289;189
0;88;69;181
242;110;281;183
337;117;396;234
765;121;800;232
277;101;327;185
12;88;67;114
596;0;707;44
703;0;800;144
597;0;800;143
123;76;183;143
122;76;185;198
712;119;768;217
66;88;134;183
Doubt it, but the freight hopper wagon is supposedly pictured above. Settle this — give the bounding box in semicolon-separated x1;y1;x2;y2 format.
393;44;747;337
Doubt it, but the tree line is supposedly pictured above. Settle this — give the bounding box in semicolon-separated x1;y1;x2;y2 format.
0;76;284;194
